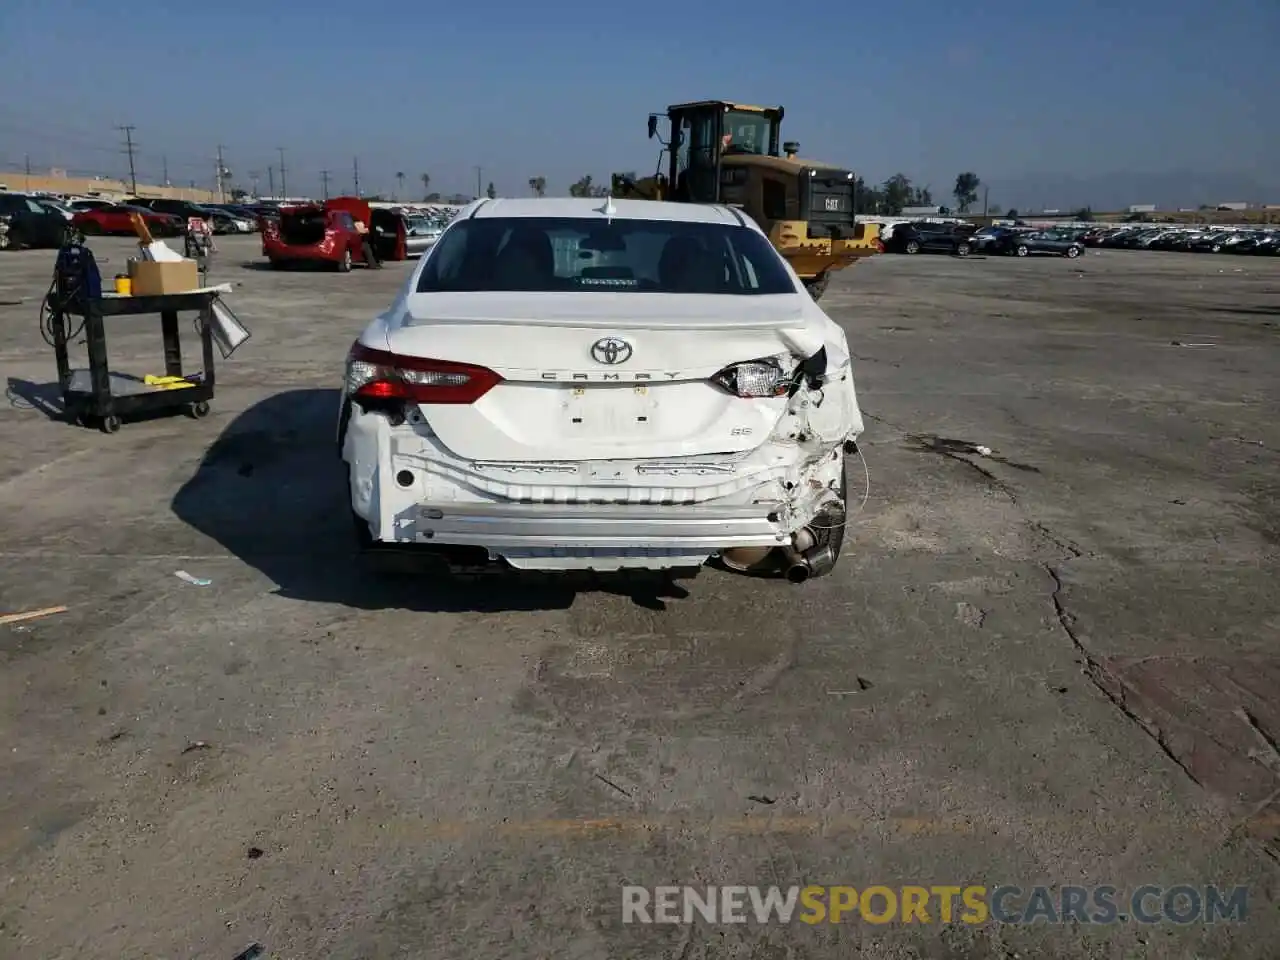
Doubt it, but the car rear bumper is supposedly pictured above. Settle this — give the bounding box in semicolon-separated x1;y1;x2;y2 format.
264;241;346;262
343;401;850;571
401;501;786;548
386;501;791;571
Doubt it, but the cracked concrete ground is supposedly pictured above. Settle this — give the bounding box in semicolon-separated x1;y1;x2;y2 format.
0;238;1277;959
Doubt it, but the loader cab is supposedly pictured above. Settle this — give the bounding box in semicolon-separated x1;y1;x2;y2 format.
658;101;783;205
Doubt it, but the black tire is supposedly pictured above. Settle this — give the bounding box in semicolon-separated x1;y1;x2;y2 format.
188;400;210;419
79;221;102;236
337;248;352;273
804;273;830;301
956;243;971;258
100;414;121;434
351;508;375;550
1065;245;1081;259
0;231;9;251
1015;244;1029;257
905;240;921;254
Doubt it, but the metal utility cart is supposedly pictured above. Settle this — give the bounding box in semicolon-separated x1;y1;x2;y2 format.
51;290;219;434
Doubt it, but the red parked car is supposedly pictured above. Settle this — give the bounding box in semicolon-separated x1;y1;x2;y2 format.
261;196;379;271
71;204;184;238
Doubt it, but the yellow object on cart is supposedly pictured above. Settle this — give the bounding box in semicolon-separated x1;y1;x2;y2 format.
144;375;197;390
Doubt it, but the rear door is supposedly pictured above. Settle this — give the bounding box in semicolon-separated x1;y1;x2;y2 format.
919;225;949;252
28;199;65;245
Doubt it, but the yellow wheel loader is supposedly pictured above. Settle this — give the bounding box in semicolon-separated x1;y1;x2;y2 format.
612;100;882;300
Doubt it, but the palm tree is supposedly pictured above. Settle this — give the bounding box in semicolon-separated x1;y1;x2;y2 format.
395;171;405;200
420;172;431;199
528;176;546;198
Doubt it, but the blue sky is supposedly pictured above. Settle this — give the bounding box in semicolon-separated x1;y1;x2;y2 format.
1;0;1277;207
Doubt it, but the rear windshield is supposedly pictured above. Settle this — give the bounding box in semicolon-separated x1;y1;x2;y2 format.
416;216;797;295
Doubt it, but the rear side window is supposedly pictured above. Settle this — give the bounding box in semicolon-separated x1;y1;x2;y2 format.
417;216;797;295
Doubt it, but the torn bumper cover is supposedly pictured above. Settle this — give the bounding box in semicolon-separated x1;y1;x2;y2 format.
344;365;857;572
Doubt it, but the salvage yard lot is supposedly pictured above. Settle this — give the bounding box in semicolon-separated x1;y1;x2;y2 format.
1;238;1277;958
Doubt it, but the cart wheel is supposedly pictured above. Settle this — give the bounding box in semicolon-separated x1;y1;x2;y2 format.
100;414;122;434
189;400;211;419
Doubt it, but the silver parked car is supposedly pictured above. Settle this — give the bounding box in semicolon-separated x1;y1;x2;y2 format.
402;216;443;256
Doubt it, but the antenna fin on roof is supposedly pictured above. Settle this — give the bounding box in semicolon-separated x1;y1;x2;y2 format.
596;195;616;222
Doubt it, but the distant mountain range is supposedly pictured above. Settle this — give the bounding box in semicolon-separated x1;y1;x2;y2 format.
983;170;1277;213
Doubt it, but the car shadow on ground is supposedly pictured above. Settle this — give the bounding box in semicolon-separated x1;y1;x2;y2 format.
170;388;697;612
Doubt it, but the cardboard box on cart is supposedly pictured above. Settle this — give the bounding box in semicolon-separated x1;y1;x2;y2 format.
128;259;199;296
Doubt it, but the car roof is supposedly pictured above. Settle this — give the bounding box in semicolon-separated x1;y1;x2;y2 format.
464;196;749;227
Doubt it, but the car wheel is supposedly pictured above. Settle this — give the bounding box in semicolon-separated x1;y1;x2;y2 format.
1066;245;1081;258
956;243;971;258
1015;244;1029;257
1211;244;1222;253
905;240;920;254
79;221;101;236
0;231;9;251
351;508;375;550
804;273;830;300
337;248;352;273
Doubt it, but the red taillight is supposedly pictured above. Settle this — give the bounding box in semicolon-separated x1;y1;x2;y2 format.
345;342;501;405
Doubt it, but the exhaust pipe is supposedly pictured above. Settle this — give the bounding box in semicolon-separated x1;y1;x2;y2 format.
779;506;841;583
784;550;810;583
781;542;837;582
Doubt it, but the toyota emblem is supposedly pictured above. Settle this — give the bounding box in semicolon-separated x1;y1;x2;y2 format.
590;337;633;365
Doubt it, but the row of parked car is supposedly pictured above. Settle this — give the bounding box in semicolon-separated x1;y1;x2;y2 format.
880;221;1086;259
1077;225;1280;255
0;191;291;249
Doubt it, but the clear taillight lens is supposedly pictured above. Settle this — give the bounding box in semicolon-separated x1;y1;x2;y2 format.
711;358;794;398
345;342;501;405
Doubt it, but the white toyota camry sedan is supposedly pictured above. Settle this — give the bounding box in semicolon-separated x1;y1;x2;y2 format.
339;196;865;581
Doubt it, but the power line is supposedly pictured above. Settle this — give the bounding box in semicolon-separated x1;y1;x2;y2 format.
117;125;138;194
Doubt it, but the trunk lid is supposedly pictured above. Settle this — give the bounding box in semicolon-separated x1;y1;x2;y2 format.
383;291;823;462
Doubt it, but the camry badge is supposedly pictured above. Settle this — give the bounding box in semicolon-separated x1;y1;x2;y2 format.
590;337;633;365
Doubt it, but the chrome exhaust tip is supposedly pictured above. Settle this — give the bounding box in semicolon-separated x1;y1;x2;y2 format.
802;544;837;579
785;560;811;583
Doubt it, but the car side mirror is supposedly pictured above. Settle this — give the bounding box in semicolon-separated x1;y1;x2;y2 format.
647;116;658;140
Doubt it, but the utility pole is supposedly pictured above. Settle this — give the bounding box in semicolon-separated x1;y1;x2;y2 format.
249;170;260;198
117;125;138;194
267;166;275;200
982;185;989;218
24;154;30;191
162;155;170;186
215;145;227;203
320;169;331;200
474;166;482;200
353;157;361;197
277;147;287;200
